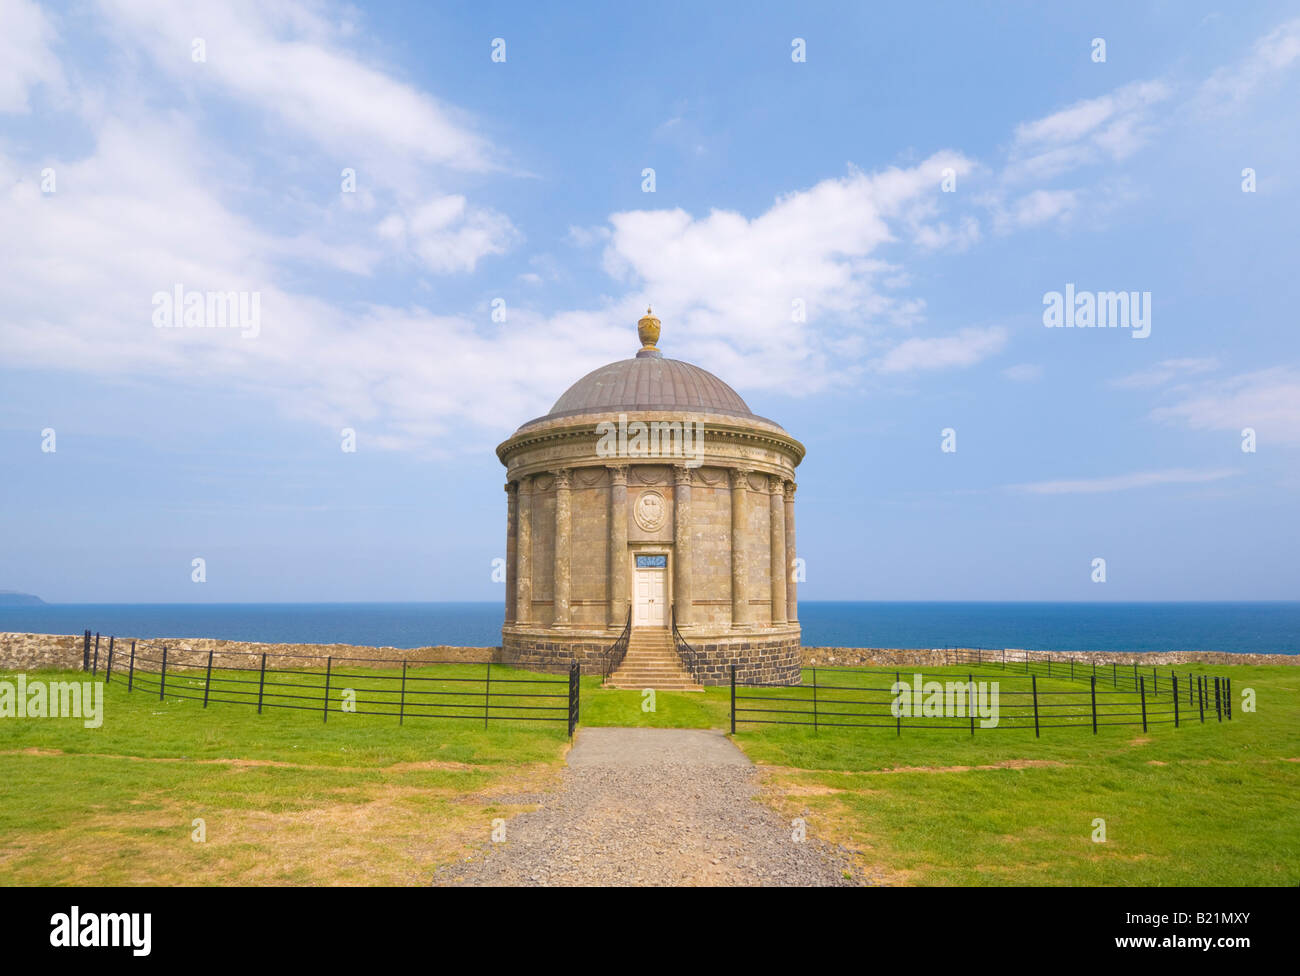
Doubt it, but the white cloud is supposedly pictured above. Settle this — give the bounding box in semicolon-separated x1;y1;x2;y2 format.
1005;80;1173;183
875;327;1007;374
599;152;976;392
0;0;63;112
96;0;496;174
1150;366;1300;445
989;188;1079;232
1002;363;1043;382
1011;468;1240;495
1199;18;1300;106
376;195;518;274
1112;357;1219;389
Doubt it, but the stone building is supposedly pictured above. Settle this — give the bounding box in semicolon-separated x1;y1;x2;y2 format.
497;310;804;687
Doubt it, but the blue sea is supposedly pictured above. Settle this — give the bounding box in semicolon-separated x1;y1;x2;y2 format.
0;602;1296;655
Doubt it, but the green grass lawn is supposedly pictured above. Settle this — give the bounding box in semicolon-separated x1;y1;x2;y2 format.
0;664;570;885
1;660;1294;886
731;663;1300;886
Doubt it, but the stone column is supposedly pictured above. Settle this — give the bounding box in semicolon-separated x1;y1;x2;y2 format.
784;481;798;623
553;468;572;627
673;465;693;627
607;465;628;628
768;475;787;625
515;476;533;624
730;467;752;628
504;482;518;624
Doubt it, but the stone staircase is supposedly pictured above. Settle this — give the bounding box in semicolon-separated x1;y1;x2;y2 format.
606;627;702;691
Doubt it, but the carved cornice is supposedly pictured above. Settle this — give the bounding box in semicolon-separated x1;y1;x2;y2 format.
497;414;805;469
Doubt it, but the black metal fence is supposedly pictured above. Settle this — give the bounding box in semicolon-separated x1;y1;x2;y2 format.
945;645;1232;706
730;662;1232;737
84;630;578;734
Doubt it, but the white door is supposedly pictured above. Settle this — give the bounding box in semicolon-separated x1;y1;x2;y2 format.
634;566;667;627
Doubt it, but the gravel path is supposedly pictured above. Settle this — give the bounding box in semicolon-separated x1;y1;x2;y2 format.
435;727;871;887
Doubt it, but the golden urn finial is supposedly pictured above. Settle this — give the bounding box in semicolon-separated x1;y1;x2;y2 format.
637;306;661;356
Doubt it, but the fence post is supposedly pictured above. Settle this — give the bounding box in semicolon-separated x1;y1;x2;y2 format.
566;665;577;732
203;651;213;707
729;665;736;735
92;633;100;675
896;670;902;736
968;673;975;736
1090;675;1097;734
127;640;136;692
1139;676;1147;733
483;662;492;729
105;637;115;683
1070;659;1074;680
1173;674;1179;728
83;630;91;672
1214;677;1222;722
399;660;407;726
1032;675;1040;738
568;661;579;737
159;646;168;701
812;667;818;733
323;656;332;723
1047;654;1051;677
1113;662;1117;688
1153;667;1158;697
1226;677;1232;720
257;653;267;714
1198;677;1205;723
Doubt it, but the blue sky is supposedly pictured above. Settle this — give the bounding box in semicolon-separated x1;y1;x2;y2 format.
2;0;1298;603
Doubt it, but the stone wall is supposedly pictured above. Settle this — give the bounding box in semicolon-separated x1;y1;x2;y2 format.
5;633;1293;679
0;632;499;673
501;631;609;674
503;627;802;685
693;632;801;685
801;646;1300;668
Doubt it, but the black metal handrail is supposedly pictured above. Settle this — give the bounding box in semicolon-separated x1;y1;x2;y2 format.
602;607;632;682
671;604;699;681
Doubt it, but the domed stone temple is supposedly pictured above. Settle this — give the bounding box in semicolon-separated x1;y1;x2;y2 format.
497;310;805;687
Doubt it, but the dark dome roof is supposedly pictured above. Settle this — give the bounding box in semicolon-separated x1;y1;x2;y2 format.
543;356;755;422
514;308;785;432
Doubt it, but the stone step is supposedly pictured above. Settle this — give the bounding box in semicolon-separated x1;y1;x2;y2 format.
607;682;704;692
610;666;694;678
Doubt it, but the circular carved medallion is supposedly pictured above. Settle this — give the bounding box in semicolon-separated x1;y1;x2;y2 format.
634;489;667;531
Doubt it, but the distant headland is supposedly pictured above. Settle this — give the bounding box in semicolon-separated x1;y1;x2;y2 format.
0;592;46;606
